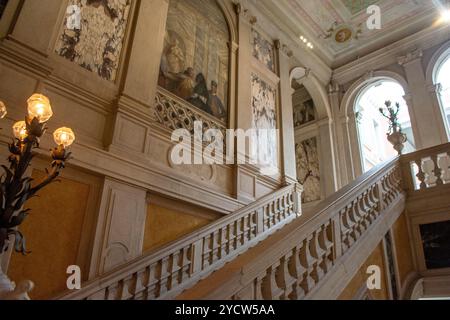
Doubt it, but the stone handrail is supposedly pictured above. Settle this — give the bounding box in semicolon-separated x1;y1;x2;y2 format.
56;183;302;300
177;157;404;300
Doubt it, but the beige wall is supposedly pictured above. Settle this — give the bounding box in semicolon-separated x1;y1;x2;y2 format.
8;169;94;300
143;204;213;252
338;242;390;300
392;212;415;287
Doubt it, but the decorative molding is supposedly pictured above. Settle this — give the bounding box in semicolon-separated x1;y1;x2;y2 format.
153;88;226;137
398;49;423;66
235;2;257;25
362;70;375;81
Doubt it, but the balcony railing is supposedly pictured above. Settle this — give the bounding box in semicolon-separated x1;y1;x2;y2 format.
177;158;405;300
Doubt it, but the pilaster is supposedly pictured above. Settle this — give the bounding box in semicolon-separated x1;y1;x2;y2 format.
398;49;447;148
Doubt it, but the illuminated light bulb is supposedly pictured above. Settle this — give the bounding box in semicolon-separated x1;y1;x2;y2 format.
27;94;53;123
53;127;75;147
0;101;7;119
300;35;304;40
13;121;27;141
303;38;307;43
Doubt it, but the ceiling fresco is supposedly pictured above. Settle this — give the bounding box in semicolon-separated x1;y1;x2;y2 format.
257;0;441;66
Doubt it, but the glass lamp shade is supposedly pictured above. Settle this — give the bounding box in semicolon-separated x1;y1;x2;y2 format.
13;121;27;140
27;94;53;123
0;101;7;119
53;127;75;147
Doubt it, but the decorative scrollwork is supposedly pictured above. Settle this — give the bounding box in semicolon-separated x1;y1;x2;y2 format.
154;88;226;137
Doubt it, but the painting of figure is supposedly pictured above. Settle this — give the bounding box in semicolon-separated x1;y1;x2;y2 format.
159;0;229;122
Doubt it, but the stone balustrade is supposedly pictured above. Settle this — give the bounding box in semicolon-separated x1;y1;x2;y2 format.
177;158;405;300
56;183;302;300
400;142;450;194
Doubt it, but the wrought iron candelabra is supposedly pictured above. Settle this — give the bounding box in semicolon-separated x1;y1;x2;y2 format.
0;94;75;300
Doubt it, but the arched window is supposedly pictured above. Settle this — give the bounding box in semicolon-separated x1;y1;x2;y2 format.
355;80;415;173
435;53;450;137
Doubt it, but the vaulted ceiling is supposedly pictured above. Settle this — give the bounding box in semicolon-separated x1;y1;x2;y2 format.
257;0;444;67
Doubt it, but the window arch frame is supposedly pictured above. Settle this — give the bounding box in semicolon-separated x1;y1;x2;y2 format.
340;71;416;178
353;79;414;173
428;41;450;140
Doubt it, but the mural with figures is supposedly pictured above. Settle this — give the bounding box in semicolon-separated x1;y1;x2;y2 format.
251;28;275;72
296;138;321;203
158;0;229;122
251;74;278;171
55;0;131;82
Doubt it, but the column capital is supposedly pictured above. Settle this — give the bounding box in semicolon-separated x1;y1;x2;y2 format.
275;40;293;58
328;81;341;94
235;3;257;26
427;83;443;94
397;49;423;66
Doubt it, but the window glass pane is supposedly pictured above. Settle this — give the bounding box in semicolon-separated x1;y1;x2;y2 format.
355;80;415;173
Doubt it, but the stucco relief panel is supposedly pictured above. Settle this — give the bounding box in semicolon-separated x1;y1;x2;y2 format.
55;0;131;81
251;28;275;72
251;74;278;171
296;137;321;203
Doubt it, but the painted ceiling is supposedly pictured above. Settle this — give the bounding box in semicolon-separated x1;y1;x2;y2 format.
257;0;442;67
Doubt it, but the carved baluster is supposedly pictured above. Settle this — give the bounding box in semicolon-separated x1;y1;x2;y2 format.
415;158;427;189
340;207;354;251
261;263;283;300
202;233;212;268
250;211;258;238
120;275;135;300
243;214;251;243
354;195;367;233
254;275;265;300
287;246;306;299
431;154;443;186
158;256;171;297
438;152;450;184
134;268;149;299
105;283;121;300
358;193;370;230
309;230;325;282
146;263;159;299
348;202;361;241
318;223;333;273
275;253;296;300
212;230;221;263
299;238;316;293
